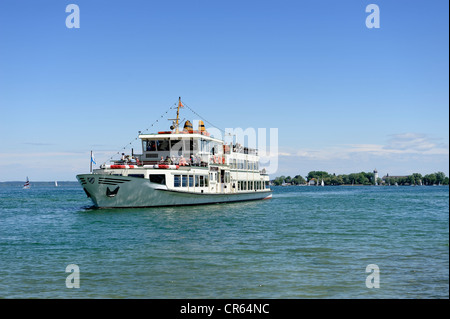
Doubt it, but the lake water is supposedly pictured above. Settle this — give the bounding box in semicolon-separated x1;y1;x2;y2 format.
0;183;448;298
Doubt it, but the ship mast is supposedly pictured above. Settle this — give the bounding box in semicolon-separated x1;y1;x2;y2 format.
175;97;182;133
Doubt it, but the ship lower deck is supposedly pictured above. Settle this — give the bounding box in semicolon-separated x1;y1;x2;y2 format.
77;173;271;208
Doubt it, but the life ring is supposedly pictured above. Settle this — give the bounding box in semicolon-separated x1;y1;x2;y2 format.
222;157;225;164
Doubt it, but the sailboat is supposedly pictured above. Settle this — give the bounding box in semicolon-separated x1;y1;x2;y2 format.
23;177;30;189
55;181;58;187
321;179;324;187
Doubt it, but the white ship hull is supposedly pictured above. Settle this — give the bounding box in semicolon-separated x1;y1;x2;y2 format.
77;174;272;208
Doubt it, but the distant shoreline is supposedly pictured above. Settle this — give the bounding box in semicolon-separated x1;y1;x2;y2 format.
0;181;79;186
273;184;449;187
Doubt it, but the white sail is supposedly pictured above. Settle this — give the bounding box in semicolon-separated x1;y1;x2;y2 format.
23;177;30;189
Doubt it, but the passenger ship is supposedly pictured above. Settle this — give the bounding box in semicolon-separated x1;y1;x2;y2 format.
76;98;272;208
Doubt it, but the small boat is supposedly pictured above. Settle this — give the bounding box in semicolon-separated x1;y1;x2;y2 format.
23;177;30;189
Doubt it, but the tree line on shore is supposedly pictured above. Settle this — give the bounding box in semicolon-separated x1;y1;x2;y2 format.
271;171;449;186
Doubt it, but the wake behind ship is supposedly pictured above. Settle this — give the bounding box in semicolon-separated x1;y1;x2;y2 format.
77;98;272;208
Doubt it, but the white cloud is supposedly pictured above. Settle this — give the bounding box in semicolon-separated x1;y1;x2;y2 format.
269;133;449;177
277;133;449;160
384;133;443;152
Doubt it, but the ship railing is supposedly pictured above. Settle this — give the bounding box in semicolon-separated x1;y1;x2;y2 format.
111;159;209;167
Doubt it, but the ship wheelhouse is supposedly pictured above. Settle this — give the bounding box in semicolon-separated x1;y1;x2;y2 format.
138;132;223;167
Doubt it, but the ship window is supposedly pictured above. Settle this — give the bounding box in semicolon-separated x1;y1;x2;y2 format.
265;181;269;188
195;175;200;187
157;140;170;151
171;140;183;154
201;139;210;153
211;143;218;155
146;140;157;151
174;175;181;187
182;175;187;187
181;138;193;153
150;174;166;185
189;175;194;187
199;175;204;187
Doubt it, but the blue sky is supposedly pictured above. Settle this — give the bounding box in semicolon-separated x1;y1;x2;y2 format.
0;0;448;181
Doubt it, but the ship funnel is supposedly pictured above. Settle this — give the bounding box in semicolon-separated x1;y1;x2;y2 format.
183;120;193;132
198;120;206;133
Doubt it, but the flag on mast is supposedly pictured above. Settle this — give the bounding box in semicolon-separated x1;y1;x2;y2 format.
90;151;96;173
